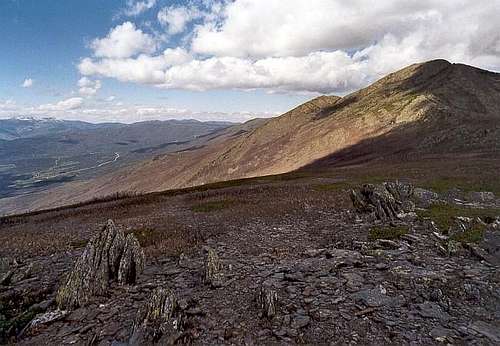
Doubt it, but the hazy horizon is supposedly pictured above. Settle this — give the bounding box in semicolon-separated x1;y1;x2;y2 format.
0;114;241;125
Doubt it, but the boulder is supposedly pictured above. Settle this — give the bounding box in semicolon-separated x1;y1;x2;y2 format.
20;310;68;337
56;220;145;309
413;188;439;207
481;224;500;266
291;314;310;329
467;191;496;203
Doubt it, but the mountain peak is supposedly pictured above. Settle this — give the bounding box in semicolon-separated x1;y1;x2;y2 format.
380;59;500;89
370;59;451;90
413;58;451;68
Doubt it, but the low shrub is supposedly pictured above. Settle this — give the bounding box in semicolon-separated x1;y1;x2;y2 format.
450;223;487;243
417;204;500;233
368;226;409;241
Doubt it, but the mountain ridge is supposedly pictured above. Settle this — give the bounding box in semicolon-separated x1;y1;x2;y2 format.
0;117;235;141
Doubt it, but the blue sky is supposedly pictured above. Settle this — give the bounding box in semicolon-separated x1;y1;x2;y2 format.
1;1;119;102
1;0;499;123
0;0;311;122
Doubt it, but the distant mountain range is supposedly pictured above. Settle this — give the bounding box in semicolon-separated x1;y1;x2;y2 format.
0;118;233;205
0;117;233;141
0;117;120;141
2;59;500;214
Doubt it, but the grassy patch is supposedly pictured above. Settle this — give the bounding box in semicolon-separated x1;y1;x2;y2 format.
312;177;396;192
126;225;202;257
190;200;234;212
423;177;500;195
185;171;312;191
383;93;418;112
260;171;312;182
368;225;409;241
126;227;166;248
417;203;500;233
351;176;396;186
450;225;487;244
70;239;88;249
10;307;41;332
312;182;351;192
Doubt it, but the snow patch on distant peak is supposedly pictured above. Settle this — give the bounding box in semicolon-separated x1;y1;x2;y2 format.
11;116;59;122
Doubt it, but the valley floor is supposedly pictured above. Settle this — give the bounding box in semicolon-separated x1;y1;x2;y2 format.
0;155;499;344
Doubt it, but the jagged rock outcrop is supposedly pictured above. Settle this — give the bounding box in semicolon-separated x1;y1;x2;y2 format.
351;182;415;220
130;288;183;344
118;234;145;285
257;285;278;318
56;220;144;309
204;248;223;287
385;181;415;212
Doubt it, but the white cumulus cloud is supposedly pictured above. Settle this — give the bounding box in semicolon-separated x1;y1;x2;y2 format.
39;97;84;112
22;78;34;88
78;77;102;96
90;22;156;59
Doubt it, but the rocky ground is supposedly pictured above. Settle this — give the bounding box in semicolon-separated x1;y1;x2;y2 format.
1;173;499;345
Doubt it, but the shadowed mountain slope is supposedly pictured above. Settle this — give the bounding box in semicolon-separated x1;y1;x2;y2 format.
5;59;500;213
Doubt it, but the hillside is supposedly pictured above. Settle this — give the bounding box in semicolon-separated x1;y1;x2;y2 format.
5;59;500;214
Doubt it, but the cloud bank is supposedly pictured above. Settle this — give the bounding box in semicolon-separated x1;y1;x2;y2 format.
79;0;500;95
